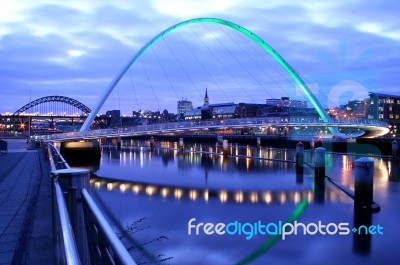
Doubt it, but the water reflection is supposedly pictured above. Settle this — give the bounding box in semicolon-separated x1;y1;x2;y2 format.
87;140;400;264
90;175;355;205
353;210;373;255
389;158;400;181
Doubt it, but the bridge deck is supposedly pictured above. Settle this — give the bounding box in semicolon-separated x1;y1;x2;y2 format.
0;139;52;264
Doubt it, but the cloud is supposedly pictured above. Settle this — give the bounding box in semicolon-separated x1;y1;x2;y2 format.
152;0;244;19
0;0;399;114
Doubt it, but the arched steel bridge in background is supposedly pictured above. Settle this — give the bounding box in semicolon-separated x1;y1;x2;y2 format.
13;95;91;116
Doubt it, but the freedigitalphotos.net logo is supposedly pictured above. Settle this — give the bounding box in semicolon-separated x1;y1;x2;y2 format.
187;218;383;240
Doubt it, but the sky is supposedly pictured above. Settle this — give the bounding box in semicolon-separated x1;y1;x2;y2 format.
1;0;399;115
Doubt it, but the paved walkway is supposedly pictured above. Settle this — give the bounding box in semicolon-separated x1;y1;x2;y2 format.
0;139;53;265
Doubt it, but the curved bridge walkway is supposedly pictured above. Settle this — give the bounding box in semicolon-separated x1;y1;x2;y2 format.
43;117;388;141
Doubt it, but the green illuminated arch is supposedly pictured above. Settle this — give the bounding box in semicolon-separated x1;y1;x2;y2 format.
81;17;331;131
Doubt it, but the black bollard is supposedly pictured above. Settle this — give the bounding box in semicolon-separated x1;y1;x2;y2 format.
179;138;184;151
354;157;380;212
314;147;326;181
150;136;155;149
295;142;304;183
392;140;398;157
310;139;315;152
314;147;326;203
222;140;229;156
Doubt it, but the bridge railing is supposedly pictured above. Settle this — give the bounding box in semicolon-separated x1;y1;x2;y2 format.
39;117;389;141
48;144;80;265
47;143;136;265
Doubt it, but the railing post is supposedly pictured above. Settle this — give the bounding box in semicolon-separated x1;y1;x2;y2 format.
52;168;91;265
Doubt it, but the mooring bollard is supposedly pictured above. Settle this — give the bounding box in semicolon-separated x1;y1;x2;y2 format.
179;138;184;151
52;168;90;264
117;137;122;150
257;137;261;148
314;147;326;181
392;140;398;157
296;142;304;182
310;139;315;152
150;136;155;148
222;139;229;156
314;147;326;203
354;157;380;211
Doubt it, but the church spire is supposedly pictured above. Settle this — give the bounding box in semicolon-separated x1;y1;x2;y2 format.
204;87;209;105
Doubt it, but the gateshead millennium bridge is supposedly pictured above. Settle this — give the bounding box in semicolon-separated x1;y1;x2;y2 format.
3;18;386;141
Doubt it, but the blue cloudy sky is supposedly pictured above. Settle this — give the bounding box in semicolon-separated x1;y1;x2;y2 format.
0;0;399;115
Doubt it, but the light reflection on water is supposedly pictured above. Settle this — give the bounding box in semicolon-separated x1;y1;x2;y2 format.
88;141;400;265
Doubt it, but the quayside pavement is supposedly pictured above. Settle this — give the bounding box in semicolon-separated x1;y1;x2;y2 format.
0;139;52;265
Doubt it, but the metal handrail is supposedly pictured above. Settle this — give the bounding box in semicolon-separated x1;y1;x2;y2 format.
47;142;136;264
48;144;70;170
54;181;81;265
38;116;389;141
82;189;136;265
81;188;136;265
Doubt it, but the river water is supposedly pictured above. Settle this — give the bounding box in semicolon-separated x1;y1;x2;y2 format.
87;140;400;265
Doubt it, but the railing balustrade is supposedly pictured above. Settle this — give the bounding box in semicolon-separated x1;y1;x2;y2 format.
38;117;388;141
48;143;136;265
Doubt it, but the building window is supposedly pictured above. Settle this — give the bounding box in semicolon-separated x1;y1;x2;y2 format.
389;114;393;119
389;106;393;111
379;114;384;119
